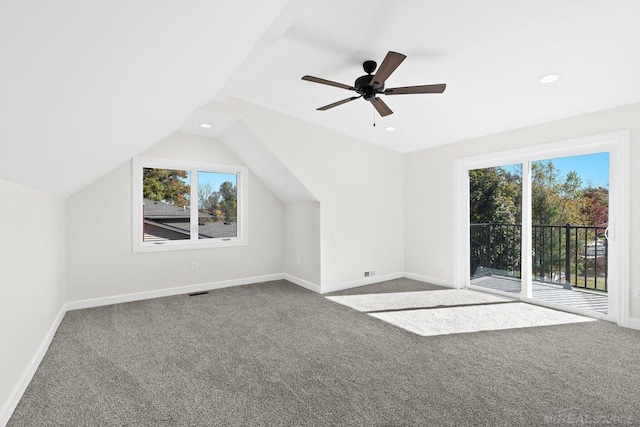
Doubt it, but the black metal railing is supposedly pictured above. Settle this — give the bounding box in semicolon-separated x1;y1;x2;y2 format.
470;223;607;292
470;223;522;280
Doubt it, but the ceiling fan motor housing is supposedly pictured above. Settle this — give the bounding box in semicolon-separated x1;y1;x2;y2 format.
355;74;382;100
355;60;383;100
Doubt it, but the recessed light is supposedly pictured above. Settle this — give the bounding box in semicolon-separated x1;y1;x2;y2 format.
385;126;395;132
540;74;560;84
199;123;212;128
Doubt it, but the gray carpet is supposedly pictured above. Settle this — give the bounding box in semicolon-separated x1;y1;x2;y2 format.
8;279;640;426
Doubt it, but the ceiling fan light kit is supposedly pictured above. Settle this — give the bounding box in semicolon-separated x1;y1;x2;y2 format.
302;51;446;117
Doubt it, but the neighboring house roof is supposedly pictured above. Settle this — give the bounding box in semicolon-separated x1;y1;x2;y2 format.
142;199;235;239
153;220;237;239
144;219;237;240
143;198;212;219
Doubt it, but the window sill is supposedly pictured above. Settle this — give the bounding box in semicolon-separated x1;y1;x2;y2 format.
133;238;248;253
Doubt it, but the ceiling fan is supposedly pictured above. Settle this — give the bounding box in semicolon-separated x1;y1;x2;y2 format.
302;51;446;117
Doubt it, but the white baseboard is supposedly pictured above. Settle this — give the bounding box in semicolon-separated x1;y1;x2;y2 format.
66;273;285;311
320;272;405;294
403;272;457;289
283;274;321;293
0;305;66;427
64;272;454;309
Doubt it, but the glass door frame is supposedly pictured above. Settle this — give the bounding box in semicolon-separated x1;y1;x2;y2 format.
453;131;630;325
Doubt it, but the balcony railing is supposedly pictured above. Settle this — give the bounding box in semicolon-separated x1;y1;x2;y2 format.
470;223;607;292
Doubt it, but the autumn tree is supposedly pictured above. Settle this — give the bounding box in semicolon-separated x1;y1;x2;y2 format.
143;168;190;207
531;161;606;226
581;186;609;226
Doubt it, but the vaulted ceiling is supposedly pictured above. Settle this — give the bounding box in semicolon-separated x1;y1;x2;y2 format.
2;0;640;197
0;0;290;196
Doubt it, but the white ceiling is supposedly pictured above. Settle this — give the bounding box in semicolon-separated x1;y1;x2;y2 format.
212;0;640;152
0;0;289;196
2;0;640;196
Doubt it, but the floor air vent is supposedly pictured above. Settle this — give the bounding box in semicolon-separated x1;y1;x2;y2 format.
189;291;210;297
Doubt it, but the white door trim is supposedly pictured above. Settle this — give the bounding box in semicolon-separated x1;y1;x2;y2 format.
452;130;630;326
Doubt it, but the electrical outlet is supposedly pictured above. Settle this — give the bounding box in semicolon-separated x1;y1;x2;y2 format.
296;257;302;266
191;262;198;271
635;287;640;298
364;270;376;277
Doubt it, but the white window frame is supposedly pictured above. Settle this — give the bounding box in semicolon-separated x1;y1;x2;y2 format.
132;156;248;252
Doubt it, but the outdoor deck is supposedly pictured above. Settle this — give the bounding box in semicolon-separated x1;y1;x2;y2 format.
470;275;608;314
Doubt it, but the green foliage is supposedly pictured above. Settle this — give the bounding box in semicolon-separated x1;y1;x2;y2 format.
143;168;190;207
469;166;521;224
470;161;608;227
530;161;607;226
218;181;237;221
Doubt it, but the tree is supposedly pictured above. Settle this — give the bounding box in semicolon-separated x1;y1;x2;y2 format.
559;171;585;225
218;181;237;222
530;161;593;225
198;182;222;221
198;182;213;211
581;186;609;226
531;161;562;225
469;167;520;224
143;168;190;207
197;180;237;222
469;166;522;276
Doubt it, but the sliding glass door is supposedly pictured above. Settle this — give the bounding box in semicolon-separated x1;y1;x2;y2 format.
454;131;629;323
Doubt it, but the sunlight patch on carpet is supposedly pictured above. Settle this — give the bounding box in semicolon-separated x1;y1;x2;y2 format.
326;289;513;312
369;302;596;337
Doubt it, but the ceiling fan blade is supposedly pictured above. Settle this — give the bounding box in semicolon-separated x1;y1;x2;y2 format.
302;75;356;91
384;83;447;95
370;51;406;89
369;97;393;117
317;96;361;111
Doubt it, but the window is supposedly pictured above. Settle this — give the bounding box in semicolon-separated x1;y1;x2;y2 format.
132;157;248;252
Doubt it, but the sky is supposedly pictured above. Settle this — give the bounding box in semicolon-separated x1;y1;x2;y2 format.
179;171;237;205
180;171;236;190
502;152;609;188
197;171;237;193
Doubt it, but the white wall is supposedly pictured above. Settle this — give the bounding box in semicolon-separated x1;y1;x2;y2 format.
218;122;321;288
66;133;284;301
284;201;321;286
213;99;405;290
405;102;640;320
0;179;66;422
